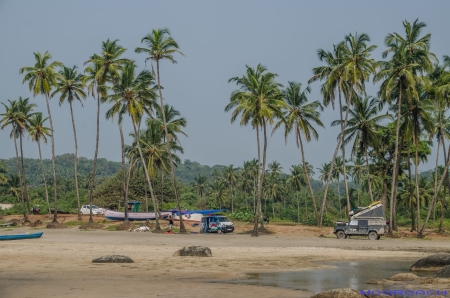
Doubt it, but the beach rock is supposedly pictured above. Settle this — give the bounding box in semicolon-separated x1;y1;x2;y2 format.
31;220;43;227
410;253;450;271
310;288;361;298
388;273;420;281
173;246;212;257
434;265;450;278
92;255;134;263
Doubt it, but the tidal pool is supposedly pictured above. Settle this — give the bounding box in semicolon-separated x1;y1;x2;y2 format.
228;261;433;294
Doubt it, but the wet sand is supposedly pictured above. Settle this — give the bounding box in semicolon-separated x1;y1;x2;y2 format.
1;218;449;298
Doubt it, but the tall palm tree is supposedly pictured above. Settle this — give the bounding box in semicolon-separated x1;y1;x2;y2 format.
332;96;392;202
27;113;51;217
263;173;286;217
5;174;21;202
17;97;37;215
375;19;436;234
0;99;28;218
402;89;434;230
225;64;285;236
135;28;186;232
223;165;238;213
20;51;62;222
51;65;86;220
310;33;378;226
105;60;159;226
154;105;187;207
275;81;324;224
84;39;127;224
209;180;229;209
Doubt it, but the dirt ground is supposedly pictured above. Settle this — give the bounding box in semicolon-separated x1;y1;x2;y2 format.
1;214;450;298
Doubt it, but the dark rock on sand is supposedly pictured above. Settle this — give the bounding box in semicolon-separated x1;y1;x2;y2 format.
410;253;450;271
173;246;212;257
434;265;450;278
92;255;134;263
310;288;361;298
388;273;420;281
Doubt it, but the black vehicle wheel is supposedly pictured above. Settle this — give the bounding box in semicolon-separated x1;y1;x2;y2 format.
368;231;378;240
377;235;381;240
336;230;346;239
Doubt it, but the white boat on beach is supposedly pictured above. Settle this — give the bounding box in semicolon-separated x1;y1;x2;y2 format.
173;213;203;222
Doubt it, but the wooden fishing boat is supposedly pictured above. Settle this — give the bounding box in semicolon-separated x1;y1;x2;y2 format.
0;232;43;241
104;210;172;221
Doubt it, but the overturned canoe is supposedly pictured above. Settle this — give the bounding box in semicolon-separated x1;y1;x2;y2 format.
0;232;43;241
104;210;172;221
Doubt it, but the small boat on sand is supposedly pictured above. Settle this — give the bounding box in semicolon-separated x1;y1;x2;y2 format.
104;210;172;221
0;232;43;241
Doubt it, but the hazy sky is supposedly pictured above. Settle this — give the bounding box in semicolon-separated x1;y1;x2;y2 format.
1;1;449;178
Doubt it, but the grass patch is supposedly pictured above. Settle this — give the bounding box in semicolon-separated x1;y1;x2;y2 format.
104;224;120;231
64;220;84;227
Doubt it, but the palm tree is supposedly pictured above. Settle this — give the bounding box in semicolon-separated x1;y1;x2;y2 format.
263;173;286;218
0;99;28;218
154;105;187;207
51;65;86;220
349;156;366;206
332;96;392;202
401;88;434;231
310;33;378;226
84;39;127;224
223;165;238;213
286;165;306;222
27;113;51;217
375;19;436;234
225;64;285;236
20;51;62;222
105;59;160;227
209;180;229;209
16;97;37;215
5;174;21;202
135;28;186;232
192;174;208;198
275;81;324;224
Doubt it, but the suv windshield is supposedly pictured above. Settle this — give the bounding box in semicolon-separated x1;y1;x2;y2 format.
217;217;230;222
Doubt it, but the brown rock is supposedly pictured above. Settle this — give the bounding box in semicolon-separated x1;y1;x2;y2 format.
310;288;361;298
388;273;420;281
92;255;134;263
410;253;450;271
173;246;212;257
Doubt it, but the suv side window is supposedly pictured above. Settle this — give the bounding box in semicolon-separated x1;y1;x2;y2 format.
350;220;358;226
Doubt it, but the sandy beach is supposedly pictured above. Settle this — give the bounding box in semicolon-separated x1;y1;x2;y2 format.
1;215;449;298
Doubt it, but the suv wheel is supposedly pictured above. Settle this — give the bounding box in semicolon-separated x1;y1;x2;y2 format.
368;231;378;240
336;230;346;239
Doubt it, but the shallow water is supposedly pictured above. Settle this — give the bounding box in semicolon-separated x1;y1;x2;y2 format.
229;261;434;295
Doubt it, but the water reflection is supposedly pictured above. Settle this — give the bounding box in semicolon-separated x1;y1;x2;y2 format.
229;261;426;293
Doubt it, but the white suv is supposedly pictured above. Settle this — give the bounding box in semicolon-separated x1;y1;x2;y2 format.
80;205;104;215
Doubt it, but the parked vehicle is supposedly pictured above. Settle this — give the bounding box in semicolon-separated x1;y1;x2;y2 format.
80;205;104;215
200;216;234;234
333;201;388;240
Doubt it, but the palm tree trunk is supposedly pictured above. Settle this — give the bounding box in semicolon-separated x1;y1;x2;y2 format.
14;135;26;219
407;146;415;232
338;86;351;216
298;134;318;223
418;143;450;237
259;121;269;230
297;192;299;223
132;122;161;230
69;102;82;220
365;146;374;202
388;83;402;234
414;133;421;233
337;177;341;216
156;61;185;233
319;87;353;227
125;157;134;213
37;139;51;218
19;133;31;216
119;121;128;222
432;137;441;223
161;172;164;210
252;127;262;236
44;93;58;223
88;93;101;224
439;185;445;233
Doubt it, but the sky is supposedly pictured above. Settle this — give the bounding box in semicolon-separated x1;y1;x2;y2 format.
0;1;449;179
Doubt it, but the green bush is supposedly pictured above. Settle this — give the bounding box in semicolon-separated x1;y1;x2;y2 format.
230;208;254;222
301;213;334;227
